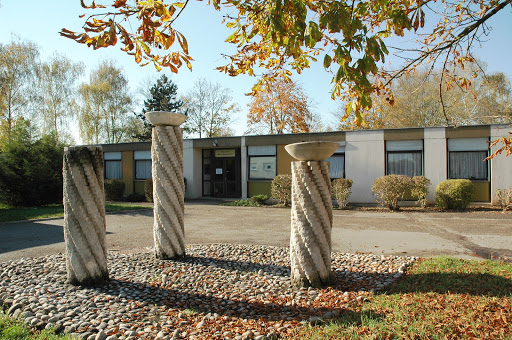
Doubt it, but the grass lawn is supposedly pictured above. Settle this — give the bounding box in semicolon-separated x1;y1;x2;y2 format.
290;257;512;339
0;312;73;340
0;203;150;223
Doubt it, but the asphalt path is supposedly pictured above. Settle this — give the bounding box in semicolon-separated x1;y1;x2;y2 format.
1;201;511;262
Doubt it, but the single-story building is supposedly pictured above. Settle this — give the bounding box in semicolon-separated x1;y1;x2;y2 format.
97;124;512;205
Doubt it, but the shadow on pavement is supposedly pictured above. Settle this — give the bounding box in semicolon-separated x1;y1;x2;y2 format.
0;222;65;254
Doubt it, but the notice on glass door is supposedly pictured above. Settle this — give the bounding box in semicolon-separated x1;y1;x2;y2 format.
216;168;223;175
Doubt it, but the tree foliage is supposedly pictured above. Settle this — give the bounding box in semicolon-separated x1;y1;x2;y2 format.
35;53;84;142
182;78;238;138
248;78;312;134
62;0;512;155
0;39;39;140
134;74;184;141
78;60;132;144
0;119;64;207
338;67;512;130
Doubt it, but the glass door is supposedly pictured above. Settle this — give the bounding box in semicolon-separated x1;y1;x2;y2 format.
205;149;241;198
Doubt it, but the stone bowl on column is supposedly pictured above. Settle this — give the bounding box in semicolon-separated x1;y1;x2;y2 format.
145;111;188;260
285;141;339;288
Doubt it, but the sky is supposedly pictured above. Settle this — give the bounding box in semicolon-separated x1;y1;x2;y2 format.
1;0;512;141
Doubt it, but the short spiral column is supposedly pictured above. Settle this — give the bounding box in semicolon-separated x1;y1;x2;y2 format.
63;146;108;285
146;111;188;260
290;160;333;288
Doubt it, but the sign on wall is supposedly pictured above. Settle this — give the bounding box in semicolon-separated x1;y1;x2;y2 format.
215;149;236;157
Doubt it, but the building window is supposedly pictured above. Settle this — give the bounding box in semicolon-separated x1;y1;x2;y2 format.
326;153;345;179
448;138;489;180
386;140;423;177
104;152;122;180
248;145;276;180
134;151;152;180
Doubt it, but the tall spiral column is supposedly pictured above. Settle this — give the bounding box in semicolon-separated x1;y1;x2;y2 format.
146;111;187;260
290;160;333;287
63;146;108;285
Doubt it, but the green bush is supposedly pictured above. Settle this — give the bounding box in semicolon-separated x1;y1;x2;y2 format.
144;178;153;202
411;176;431;208
436;179;475;210
0;123;64;207
332;178;353;209
251;194;269;204
372;175;414;211
271;174;292;206
123;192;146;202
222;199;260;207
104;179;125;201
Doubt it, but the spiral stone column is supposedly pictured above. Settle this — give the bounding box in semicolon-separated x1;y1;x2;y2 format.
63;146;108;285
285;141;338;288
290;161;333;287
146;111;187;260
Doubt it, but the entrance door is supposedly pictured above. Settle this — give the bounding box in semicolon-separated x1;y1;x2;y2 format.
213;158;239;197
204;149;241;198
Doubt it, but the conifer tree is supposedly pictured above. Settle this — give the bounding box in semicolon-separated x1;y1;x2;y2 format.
134;74;184;141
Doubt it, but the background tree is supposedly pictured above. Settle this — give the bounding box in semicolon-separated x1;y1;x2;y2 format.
35;53;84;142
0;119;64;207
134;74;184;141
182;78;238;138
78;60;132;144
0;39;39;140
248;79;313;134
338;67;512;130
62;0;512;155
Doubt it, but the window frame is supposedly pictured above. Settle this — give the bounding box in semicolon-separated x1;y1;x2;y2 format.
385;150;423;177
248;154;277;180
448;150;489;180
385;140;424;177
326;152;346;179
447;138;489;181
104;152;122;180
134;159;152;180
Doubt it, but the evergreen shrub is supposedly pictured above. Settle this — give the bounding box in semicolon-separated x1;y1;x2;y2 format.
436;179;475;209
251;194;269;204
104;179;125;201
144;178;153;202
0;127;64;207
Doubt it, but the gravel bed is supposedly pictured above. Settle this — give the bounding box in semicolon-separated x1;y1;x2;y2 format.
0;244;417;340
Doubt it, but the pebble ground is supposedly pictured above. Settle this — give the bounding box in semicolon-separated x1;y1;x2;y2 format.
0;244;417;340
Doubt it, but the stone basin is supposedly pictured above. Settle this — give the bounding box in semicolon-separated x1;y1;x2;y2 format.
144;111;187;126
285;141;339;161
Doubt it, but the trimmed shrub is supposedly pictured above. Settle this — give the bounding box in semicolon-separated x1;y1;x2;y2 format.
104;179;125;201
332;178;353;209
271;174;292;206
144;178;153;202
372;175;414;211
123;192;146;202
436;179;475;210
251;194;269;204
222;199;260;207
411;176;431;208
495;188;512;211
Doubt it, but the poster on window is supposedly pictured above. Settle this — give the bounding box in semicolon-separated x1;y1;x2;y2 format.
216;168;223;175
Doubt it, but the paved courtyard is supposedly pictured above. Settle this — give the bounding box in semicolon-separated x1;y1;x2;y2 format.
1;201;511;262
